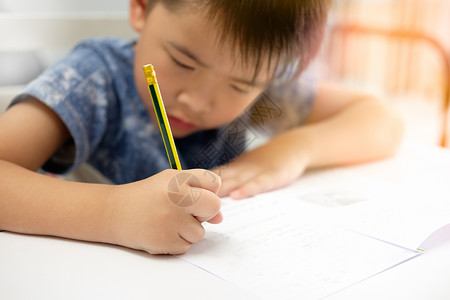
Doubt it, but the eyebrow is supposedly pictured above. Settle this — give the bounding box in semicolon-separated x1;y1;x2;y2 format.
167;41;266;88
168;41;210;68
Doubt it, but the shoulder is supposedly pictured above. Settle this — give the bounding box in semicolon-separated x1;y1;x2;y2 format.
20;38;137;103
73;38;135;60
63;38;135;75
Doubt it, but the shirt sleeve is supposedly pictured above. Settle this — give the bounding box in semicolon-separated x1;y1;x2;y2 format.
10;42;115;174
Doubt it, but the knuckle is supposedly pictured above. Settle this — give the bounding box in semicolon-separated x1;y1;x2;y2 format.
201;169;222;186
160;168;177;178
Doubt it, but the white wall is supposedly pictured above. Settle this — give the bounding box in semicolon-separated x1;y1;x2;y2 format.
0;0;128;12
0;0;129;87
0;0;130;109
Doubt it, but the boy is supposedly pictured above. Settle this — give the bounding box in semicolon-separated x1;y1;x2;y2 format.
0;0;403;254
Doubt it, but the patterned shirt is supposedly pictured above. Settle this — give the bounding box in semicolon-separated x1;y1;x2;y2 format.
12;38;316;184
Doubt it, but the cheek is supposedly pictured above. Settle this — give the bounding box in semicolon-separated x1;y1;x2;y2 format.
209;94;258;125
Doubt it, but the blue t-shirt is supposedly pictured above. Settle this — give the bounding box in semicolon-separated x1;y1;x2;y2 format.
13;38;315;184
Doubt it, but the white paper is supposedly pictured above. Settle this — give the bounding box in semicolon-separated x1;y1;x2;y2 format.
307;180;450;251
180;184;421;299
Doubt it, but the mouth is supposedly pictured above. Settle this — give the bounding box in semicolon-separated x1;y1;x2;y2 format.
167;115;196;131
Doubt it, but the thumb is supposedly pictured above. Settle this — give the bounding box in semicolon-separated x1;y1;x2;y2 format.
206;211;223;224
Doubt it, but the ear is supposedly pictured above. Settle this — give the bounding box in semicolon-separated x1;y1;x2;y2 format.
129;0;147;32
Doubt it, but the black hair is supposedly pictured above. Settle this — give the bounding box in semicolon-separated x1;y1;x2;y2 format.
146;0;330;84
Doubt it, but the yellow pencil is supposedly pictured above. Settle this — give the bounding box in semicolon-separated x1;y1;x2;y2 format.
143;64;182;170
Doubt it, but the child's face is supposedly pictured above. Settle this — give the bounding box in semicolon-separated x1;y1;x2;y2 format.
132;2;271;137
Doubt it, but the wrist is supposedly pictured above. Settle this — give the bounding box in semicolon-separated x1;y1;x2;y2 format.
70;183;126;247
102;184;130;247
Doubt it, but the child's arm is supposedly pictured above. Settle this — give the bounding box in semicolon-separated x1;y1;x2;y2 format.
216;83;405;199
0;99;222;254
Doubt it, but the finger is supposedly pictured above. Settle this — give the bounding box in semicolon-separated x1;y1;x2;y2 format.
218;171;256;197
211;161;253;197
185;188;221;222
229;173;277;200
184;169;222;194
179;218;206;244
211;164;235;179
168;238;192;255
207;211;223;224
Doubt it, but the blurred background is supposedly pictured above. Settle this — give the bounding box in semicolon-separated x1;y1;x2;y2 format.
317;0;450;147
1;0;449;147
0;0;129;87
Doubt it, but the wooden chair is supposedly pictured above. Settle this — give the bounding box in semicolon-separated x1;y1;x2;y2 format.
323;24;450;147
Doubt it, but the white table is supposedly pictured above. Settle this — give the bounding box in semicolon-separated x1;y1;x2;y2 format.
1;141;450;300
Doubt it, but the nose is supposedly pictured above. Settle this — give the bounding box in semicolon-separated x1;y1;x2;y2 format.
176;83;214;114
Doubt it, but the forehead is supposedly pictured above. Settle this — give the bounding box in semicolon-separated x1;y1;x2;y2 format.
149;4;275;85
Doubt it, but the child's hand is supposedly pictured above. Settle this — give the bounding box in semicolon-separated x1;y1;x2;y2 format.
214;130;311;199
109;169;222;255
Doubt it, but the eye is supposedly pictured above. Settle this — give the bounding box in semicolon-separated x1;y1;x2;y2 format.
170;55;194;70
231;84;251;94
